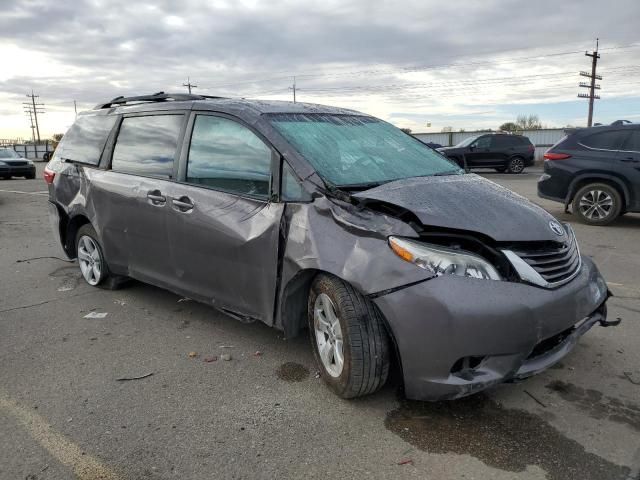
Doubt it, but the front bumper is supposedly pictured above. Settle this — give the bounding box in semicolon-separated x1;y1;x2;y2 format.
4;165;36;177
373;256;610;401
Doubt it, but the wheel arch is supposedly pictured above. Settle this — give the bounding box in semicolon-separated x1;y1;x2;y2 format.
64;214;92;258
277;268;403;377
567;174;631;209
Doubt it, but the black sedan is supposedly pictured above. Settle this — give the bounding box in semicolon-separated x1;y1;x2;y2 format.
0;148;36;179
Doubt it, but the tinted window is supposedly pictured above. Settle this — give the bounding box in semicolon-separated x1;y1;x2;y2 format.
111;115;183;178
186;115;272;198
269;114;460;187
491;135;522;148
55;114;117;165
474;136;491;148
581;130;628;150
621;130;640;152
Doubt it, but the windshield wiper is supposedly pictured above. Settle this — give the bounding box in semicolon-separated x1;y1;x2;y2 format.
336;181;388;191
432;169;464;176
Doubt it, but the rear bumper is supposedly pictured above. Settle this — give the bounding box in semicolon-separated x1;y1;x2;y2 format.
373;256;610;401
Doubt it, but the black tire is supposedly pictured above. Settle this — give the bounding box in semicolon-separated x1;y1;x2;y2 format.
26;173;36;179
43;152;51;162
308;274;390;399
75;224;127;289
1;175;10;180
506;156;525;174
572;183;622;226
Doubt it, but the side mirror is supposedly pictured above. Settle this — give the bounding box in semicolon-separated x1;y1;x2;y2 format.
468;144;476;151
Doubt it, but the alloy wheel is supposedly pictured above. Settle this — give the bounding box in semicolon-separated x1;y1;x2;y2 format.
509;157;525;173
77;235;102;286
313;293;344;378
578;189;614;221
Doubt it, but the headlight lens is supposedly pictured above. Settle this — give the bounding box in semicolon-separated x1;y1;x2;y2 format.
388;236;502;280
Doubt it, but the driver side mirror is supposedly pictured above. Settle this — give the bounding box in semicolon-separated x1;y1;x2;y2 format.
468;144;476;151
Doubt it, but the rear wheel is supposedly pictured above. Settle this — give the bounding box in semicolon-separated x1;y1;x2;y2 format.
572;183;622;226
308;274;390;399
75;224;127;289
506;156;525;174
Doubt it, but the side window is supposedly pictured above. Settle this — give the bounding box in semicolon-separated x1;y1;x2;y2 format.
55;114;117;165
474;136;491;148
621;130;640;152
490;136;510;148
111;115;183;178
186;115;272;198
281;161;305;201
580;130;628;151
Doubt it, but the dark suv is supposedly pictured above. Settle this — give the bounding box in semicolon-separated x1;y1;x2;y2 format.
437;133;535;173
538;122;640;225
45;93;612;401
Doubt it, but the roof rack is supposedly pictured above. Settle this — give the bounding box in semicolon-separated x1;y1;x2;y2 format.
96;91;225;109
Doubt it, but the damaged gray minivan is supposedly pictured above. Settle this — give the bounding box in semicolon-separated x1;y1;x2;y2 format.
45;93;615;401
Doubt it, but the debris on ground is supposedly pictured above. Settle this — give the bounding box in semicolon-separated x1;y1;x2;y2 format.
57;286;73;292
220;353;232;361
203;356;218;363
84;312;108;319
114;299;127;306
524;389;547;408
314;370;321;379
219;345;234;349
253;351;262;357
177;297;191;303
188;351;199;358
623;371;640;385
397;458;414;466
116;372;154;381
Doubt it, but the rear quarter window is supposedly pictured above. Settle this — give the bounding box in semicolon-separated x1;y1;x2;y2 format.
580;130;629;150
54;114;117;165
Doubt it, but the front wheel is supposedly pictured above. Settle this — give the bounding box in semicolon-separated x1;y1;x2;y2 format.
308;274;390;399
572;183;622;226
506;156;525;174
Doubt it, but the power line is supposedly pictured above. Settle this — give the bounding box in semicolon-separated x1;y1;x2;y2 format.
578;39;601;127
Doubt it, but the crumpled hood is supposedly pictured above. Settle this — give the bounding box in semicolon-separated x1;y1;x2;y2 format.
353;174;566;242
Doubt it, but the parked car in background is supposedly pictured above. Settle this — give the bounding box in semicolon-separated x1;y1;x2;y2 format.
45;93;612;401
0;148;36;179
538;122;640;225
438;133;535;173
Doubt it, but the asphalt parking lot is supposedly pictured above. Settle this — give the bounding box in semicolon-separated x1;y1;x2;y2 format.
1;163;639;480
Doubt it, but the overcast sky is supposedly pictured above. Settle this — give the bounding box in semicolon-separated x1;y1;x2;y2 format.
1;0;639;140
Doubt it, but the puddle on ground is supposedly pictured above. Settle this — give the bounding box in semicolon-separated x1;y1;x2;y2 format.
385;394;630;480
276;362;309;382
546;380;640;431
49;265;81;291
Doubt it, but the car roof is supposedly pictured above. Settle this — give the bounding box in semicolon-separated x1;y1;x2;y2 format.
89;94;366;124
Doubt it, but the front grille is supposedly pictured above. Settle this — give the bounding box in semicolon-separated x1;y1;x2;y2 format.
8;161;28;166
510;233;581;286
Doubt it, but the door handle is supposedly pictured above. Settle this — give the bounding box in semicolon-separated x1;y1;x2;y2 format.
147;190;166;205
172;196;194;212
620;157;640;163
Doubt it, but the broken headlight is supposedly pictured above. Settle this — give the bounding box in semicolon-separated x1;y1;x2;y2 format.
388;236;502;280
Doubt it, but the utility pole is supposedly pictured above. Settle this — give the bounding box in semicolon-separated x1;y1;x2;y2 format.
290;76;297;103
183;77;197;94
24;91;45;142
578;39;601;127
74;100;78;117
23;107;36;143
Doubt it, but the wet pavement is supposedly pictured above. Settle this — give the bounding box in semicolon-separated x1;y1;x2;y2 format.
1;164;639;479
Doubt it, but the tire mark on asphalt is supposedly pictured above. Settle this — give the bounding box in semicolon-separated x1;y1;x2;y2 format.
0;290;97;314
0;392;122;480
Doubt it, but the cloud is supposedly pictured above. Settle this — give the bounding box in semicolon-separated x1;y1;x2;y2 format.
1;0;639;137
